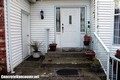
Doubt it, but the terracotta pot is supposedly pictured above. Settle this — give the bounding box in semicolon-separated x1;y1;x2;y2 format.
49;43;57;51
84;35;90;42
115;49;120;59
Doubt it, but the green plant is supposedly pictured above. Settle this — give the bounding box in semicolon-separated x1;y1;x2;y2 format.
91;58;100;66
30;41;43;52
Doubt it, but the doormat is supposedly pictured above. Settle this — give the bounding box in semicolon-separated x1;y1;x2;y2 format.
26;56;45;61
56;69;79;76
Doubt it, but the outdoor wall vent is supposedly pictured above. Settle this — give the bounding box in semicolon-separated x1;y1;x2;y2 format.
28;0;36;3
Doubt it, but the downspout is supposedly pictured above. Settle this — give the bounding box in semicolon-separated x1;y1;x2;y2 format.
7;0;15;73
95;0;98;33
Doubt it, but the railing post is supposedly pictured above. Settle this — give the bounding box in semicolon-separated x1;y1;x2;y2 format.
45;28;50;53
107;52;110;80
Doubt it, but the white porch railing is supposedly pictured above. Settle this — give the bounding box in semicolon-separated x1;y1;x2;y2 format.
110;54;120;80
93;32;110;80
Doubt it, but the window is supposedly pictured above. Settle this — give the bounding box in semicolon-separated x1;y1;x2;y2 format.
80;7;85;32
56;7;61;32
69;15;72;24
114;0;120;44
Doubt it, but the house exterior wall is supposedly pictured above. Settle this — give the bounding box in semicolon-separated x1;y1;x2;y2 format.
97;0;114;49
30;0;91;49
97;0;120;54
5;0;30;71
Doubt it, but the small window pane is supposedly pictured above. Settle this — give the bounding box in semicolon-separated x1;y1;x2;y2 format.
56;7;60;32
114;14;120;44
80;7;85;32
69;15;72;24
115;0;120;14
114;0;120;45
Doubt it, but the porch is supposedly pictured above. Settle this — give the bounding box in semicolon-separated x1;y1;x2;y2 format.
1;0;119;80
14;49;106;80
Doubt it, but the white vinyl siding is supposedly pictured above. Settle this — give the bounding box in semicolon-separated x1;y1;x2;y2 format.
92;0;114;73
5;0;30;69
30;0;91;48
114;0;120;44
97;0;120;55
97;1;114;48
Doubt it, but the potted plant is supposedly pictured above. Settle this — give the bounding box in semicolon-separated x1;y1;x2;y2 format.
115;49;120;59
84;34;91;46
49;42;57;51
90;58;101;72
0;0;3;7
30;41;43;58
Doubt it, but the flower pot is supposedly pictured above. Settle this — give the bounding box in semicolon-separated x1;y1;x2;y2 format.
115;49;120;59
49;44;57;51
84;35;90;42
84;41;90;46
32;51;41;58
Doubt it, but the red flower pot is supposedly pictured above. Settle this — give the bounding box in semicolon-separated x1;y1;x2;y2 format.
115;49;120;59
84;35;90;42
49;43;57;51
84;35;91;46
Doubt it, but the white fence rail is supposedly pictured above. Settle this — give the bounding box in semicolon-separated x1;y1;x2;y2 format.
93;32;110;80
110;55;120;80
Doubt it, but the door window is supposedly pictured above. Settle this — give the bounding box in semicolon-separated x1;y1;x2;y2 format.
56;7;61;32
80;7;85;32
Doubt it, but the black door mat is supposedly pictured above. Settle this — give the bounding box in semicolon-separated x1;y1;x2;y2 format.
26;55;45;61
56;69;79;76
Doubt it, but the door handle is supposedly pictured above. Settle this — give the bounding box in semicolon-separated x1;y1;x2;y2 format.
62;24;64;33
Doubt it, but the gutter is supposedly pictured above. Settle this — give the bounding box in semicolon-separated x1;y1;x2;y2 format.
7;0;15;73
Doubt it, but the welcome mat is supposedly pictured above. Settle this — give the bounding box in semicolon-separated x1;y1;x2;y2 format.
56;69;79;76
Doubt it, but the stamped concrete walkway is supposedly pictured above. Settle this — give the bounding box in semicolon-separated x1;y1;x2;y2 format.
14;50;106;80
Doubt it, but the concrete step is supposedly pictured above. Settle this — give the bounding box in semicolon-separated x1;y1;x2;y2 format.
45;52;86;58
43;50;94;68
47;51;85;54
42;58;92;64
41;64;91;68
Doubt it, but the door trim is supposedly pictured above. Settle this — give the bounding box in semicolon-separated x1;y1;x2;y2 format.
55;6;87;48
21;10;30;60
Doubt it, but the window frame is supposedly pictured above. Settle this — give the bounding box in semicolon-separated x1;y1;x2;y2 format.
113;0;120;44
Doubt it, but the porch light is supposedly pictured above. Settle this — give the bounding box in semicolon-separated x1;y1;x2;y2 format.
40;10;44;19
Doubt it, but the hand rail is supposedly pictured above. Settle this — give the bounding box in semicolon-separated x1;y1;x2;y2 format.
94;32;110;53
94;32;110;80
110;54;120;62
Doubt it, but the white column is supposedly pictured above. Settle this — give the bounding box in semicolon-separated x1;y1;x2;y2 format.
45;28;50;53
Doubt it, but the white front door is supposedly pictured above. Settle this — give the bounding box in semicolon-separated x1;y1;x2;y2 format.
22;13;29;59
61;8;80;47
